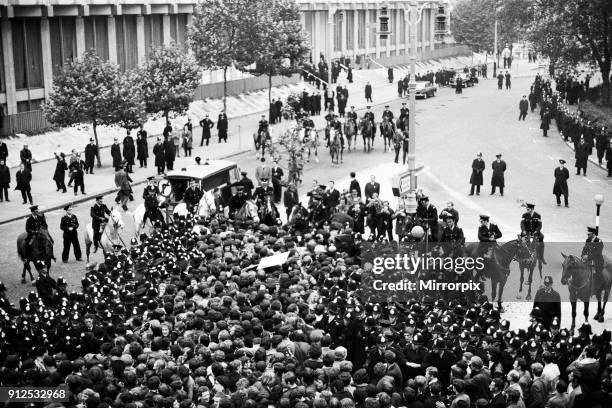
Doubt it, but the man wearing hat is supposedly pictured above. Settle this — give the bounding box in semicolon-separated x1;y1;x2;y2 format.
521;202;546;264
228;183;248;217
253;178;275;207
110;137;122;171
239;171;255;199
271;158;284;203
114;164;132;211
364;81;373;103
382;105;394;122
283;182;299;219
183;180;203;213
90;196;111;253
84;138;97;174
60;205;81;263
519;95;529;120
490;154;506;196
416;196;439;241
199;113;214;146
533;276;561;329
469;152;485;196
553;159;570;207
347;106;358;128
53;152;68;193
255;157;272;185
68;152;86;196
36;266;58;307
142;177;163;227
25;205;48;257
477;215;502;261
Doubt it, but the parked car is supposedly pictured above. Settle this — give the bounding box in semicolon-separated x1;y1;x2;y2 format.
449;72;475;87
414;81;438;98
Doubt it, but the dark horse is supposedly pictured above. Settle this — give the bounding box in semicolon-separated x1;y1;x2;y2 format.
17;228;55;283
258;196;280;226
359;117;375;152
561;253;612;328
380;119;395;152
465;239;525;310
253;128;271;160
328;128;344;166
516;235;543;300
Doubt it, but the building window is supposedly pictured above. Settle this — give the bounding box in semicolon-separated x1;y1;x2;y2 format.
177;14;188;47
12;19;44;90
50;17;77;76
17;98;45;113
346;11;354;51
144;14;164;54
357;10;365;49
115;15;138;70
170;15;177;43
333;12;341;52
84;16;109;60
400;10;406;45
369;10;376;48
0;27;5;93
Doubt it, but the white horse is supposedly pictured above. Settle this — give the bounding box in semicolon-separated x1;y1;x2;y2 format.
133;179;172;236
173;190;217;218
234;199;260;224
84;207;125;261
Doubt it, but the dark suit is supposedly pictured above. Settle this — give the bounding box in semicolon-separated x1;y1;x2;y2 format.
489;392;506;408
364;181;380;200
84;143;97;173
349;179;361;196
60;214;81;262
470;158;485;195
218;114;228;142
199;118;214;146
553;166;569;206
324;188;340;209
283;189;299;218
519;99;529;120
110;143;122;170
15;169;32;204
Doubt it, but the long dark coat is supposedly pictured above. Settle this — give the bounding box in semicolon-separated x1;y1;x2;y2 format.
470;158;485;186
0;164;10;187
110;143;122;168
123;136;136;165
53;157;67;182
491;160;506;187
553;166;569;196
163;139;175;161
607;146;612;171
137;134;149;160
15;169;31;191
153;142;165;167
575;142;590;168
540;113;550;131
365;84;372;99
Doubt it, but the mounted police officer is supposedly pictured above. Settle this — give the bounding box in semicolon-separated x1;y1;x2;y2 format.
253;178;274;206
582;225;604;279
346;106;358;126
228;184;248;217
477;214;502;256
142;177;164;227
258;114;269;137
520;202;546;264
441;216;465;257
90;195;111;253
184;180;203;213
60;204;81;262
399;102;409;119
26;205;48;258
382;105;394;122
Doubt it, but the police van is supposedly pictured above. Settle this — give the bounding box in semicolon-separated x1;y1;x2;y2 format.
162;159;240;205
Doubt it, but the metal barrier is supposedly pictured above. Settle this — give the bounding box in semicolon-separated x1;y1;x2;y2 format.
0;110;53;137
193;74;301;100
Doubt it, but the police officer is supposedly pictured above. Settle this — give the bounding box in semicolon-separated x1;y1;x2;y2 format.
184;181;203;213
271;159;284;203
302;113;315;130
520;202;546;264
90;196;111;253
582;225;604;280
239;171;255;199
440;216;465;256
400;102;409;119
258;114;269;137
228;184;248;217
60;205;81;262
533;276;561;329
253;178;274;206
346;106;358;126
478;215;502;243
35;266;58;307
416;196;439;241
142;177;163;227
363;106;375;124
25;205;48;258
382;105;394;122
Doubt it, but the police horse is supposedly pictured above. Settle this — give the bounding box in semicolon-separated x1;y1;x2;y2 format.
235;199;260;224
17;227;55;282
173;190;217;218
254;128;271;160
343;119;358;151
259;195;280;226
359;117;375;152
300;127;319;163
561;253;612;328
516;235;544;301
84;207;125;262
328;127;344;166
133;179;171;236
380;118;395;153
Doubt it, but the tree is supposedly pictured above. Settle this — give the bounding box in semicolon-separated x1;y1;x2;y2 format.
528;0;612;103
43;50;119;166
108;70;148;133
138;44;201;122
249;0;310;108
188;0;259;112
268;123;318;185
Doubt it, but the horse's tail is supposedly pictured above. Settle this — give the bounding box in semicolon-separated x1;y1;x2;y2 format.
17;233;25;262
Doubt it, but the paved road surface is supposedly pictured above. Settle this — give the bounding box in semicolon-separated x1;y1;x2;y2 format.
2;63;611;332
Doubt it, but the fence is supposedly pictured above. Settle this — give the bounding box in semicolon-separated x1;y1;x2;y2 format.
193;74;301;101
0;110;53;137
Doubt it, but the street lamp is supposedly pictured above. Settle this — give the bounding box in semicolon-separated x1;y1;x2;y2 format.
594;194;605;234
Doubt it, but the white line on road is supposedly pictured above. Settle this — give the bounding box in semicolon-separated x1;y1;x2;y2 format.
584;177;594;183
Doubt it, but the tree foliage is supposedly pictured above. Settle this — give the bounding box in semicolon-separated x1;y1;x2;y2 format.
109;70;148;132
43;50;120;164
138;44;201;120
188;0;259;110
249;0;310;104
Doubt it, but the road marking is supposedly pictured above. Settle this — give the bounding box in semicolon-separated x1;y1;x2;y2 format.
546;155;556;160
584;177;594;183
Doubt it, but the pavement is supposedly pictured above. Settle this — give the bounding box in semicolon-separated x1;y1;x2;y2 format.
0;54;488;225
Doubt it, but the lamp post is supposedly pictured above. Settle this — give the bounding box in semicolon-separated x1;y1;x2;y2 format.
594;194;605;234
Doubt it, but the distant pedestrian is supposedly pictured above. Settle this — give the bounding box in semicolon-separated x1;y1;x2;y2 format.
15;163;33;205
123;131;136;173
60;205;81;262
84;138;97;174
388;67;394;83
163;121;172;138
172;128;181;158
553;159;569;207
497;73;503;90
69;154;86;196
469;152;485;196
0;159;10;202
20;144;32;172
153;137;165;175
218;111;229;143
114;165;132;211
575;136;589;175
607;139;612;177
163;136;175;171
505;71;511;89
136;125;148;168
199;114;214;146
347;65;353;83
182;129;193;157
491;154;506;196
365;81;373;103
529;91;537;112
184;118;193;134
540;109;550;137
0;139;7;162
110;138;122;171
595;127;608;165
519;95;528;121
53;152;68;193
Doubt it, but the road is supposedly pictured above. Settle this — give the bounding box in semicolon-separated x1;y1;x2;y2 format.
2;67;611;331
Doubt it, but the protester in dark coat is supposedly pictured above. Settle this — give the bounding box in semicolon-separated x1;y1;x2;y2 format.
110;139;122;171
20;145;33;172
153;138;165;175
123;133;136;173
53;153;68;193
15;163;33;205
469;153;485;196
218;111;229;143
365;82;373;103
163;136;175;171
199;115;214;146
0;140;8;162
0;159;10;202
136;128;148;168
